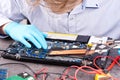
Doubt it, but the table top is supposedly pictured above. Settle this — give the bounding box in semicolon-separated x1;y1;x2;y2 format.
0;38;120;80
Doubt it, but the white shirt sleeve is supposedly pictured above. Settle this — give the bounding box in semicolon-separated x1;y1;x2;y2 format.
0;0;26;38
0;0;26;26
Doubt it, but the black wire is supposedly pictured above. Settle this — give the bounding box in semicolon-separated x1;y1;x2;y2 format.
0;49;7;52
0;62;69;80
0;49;73;80
0;63;35;74
0;49;67;80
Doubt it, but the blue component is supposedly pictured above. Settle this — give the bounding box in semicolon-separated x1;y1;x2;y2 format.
26;48;48;58
7;40;87;59
118;48;120;55
0;69;7;80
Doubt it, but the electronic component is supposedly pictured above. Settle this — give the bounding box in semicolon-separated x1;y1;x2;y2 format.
94;73;112;80
6;72;34;80
1;32;111;68
0;68;7;80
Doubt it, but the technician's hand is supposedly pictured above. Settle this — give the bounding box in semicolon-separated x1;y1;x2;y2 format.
3;22;47;49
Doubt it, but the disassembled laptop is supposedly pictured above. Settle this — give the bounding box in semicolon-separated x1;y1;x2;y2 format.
2;32;120;69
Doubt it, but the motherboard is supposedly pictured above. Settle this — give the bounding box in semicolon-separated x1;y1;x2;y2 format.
1;32;111;69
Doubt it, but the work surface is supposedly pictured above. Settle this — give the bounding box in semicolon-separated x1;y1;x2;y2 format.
0;38;120;80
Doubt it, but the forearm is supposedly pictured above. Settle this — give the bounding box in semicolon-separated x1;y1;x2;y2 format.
0;22;11;38
0;23;7;35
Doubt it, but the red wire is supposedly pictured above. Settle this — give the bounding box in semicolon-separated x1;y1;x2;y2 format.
93;56;120;70
33;55;120;80
34;67;48;80
93;55;120;80
61;65;78;80
107;56;120;71
63;55;120;80
61;65;104;80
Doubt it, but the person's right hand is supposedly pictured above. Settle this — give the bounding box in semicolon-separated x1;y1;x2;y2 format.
3;22;47;49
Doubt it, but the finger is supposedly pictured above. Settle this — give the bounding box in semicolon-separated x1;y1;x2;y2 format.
19;38;31;48
41;32;48;38
31;31;47;49
31;25;47;38
24;34;42;49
